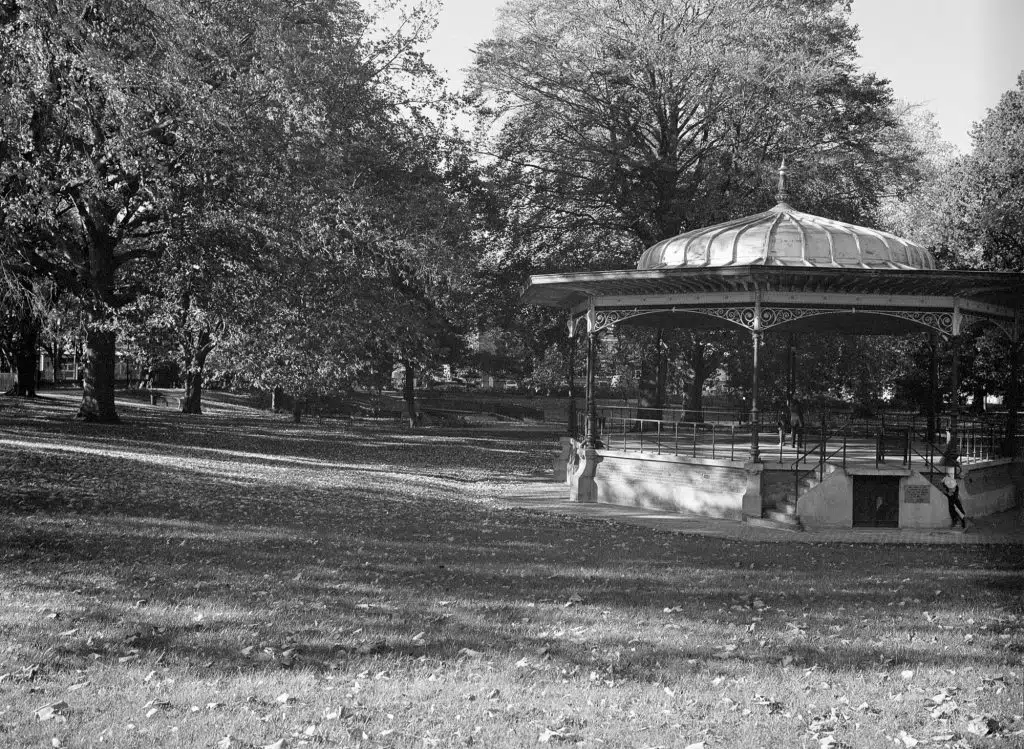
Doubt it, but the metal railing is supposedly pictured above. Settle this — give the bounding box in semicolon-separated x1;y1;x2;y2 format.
574;406;1016;469
576;407;755;461
791;428;848;503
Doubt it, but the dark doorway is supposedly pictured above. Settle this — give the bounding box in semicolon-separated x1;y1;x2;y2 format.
852;476;900;528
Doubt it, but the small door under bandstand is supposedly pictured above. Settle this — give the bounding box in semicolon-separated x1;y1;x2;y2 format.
852;476;901;528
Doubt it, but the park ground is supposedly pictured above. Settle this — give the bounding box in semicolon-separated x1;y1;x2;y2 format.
0;393;1022;749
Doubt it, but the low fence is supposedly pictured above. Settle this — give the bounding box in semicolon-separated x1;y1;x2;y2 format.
572;405;1013;466
575;407;756;461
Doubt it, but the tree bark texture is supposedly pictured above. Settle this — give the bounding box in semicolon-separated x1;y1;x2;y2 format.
403;360;418;427
78;328;118;421
78;228;119;419
180;329;213;415
14;311;39;397
636;331;664;427
684;338;707;423
271;386;285;412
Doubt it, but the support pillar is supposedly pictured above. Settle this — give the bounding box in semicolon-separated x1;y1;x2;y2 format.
742;325;765;520
1005;339;1021;453
950;334;961;435
749;329;762;464
927;332;939;437
567;319;578;439
584;328;602;449
786;332;796;404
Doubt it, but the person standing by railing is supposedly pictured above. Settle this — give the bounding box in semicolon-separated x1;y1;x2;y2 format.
941;475;967;530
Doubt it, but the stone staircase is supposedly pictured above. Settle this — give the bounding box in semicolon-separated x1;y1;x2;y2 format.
754;466;836;531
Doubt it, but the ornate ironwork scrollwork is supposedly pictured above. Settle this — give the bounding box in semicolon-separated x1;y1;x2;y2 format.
589;305;959;335
592;308;646;332
871;310;954;335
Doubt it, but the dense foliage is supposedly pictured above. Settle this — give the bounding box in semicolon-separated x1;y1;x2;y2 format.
0;0;477;419
2;0;1023;421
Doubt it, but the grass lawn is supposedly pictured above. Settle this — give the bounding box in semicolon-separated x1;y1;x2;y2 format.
1;393;1022;749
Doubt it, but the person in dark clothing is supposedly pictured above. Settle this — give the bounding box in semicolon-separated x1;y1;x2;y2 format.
941;474;967;530
788;398;805;449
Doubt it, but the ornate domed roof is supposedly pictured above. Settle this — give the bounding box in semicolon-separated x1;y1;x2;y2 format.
638;164;935;271
637;202;935;271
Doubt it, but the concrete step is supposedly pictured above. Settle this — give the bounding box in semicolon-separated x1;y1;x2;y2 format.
747;515;803;532
774;501;798;516
764;509;802;527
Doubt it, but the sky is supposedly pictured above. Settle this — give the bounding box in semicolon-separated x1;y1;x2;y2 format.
421;0;1024;153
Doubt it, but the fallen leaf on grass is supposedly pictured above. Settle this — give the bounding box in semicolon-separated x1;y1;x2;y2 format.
34;701;70;723
753;694;783;714
930;701;958;719
67;681;89;692
683;743;706;749
967;715;1000;736
900;670;914;681
217;737;234;749
261;740;287;749
539;728;579;743
897;730;918;747
276;693;295;704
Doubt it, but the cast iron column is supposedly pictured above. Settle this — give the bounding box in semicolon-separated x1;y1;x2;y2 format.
786;332;796;404
950;334;961;434
927;332;939;437
749;329;762;463
1006;340;1021;451
567;322;578;439
584;328;601;448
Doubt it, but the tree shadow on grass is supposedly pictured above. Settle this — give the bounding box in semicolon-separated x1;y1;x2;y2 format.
3;500;1021;683
1;397;1021;688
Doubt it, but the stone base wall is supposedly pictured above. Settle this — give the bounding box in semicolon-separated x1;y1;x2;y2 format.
961;460;1021;516
587;450;748;518
796;470;854;529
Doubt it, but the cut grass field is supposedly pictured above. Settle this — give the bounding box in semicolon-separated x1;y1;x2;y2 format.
1;393;1022;749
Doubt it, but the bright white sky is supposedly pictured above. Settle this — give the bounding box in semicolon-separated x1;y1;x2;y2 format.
421;0;1024;153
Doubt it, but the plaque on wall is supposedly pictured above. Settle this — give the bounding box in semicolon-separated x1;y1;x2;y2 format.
903;485;931;504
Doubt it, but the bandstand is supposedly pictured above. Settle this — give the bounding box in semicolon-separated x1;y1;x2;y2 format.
522;169;1024;530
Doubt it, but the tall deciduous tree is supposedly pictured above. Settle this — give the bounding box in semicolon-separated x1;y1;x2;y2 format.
471;0;920;411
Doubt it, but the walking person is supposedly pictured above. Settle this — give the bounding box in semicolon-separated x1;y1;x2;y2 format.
788;398;805;450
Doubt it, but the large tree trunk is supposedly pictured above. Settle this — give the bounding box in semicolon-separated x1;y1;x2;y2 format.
49;338;64;386
78;328;118;421
181;369;203;414
403;360;418;427
14;311;38;397
180;329;213;415
635;331;664;427
684;338;707;423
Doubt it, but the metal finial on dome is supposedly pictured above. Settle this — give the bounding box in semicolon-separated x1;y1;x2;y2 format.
776;157;790;205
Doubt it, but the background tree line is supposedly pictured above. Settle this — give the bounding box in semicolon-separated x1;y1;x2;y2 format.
2;0;1023;421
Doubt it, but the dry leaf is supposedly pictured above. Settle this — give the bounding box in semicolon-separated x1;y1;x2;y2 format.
967;715;1000;736
34;702;70;723
898;730;918;747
